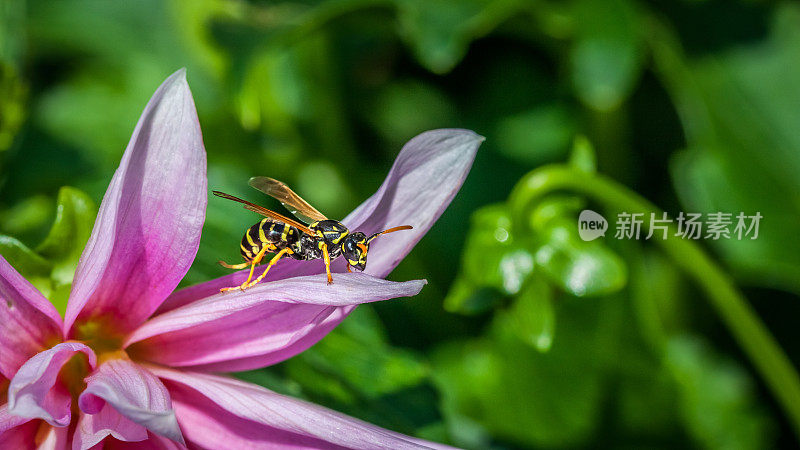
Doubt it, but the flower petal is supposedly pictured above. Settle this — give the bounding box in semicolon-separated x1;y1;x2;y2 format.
104;433;187;449
126;273;425;371
157;129;482;313
150;367;455;450
73;406;148;450
64;69;207;335
343;129;484;277
0;256;64;379
1;403;32;436
0;375;27;436
0;420;40;449
38;424;70;450
8;342;96;427
78;359;184;446
0;375;32;436
169;394;342;449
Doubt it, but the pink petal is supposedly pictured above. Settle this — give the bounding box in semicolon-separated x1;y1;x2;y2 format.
38;424;71;450
78;359;184;446
157;129;482;313
343;129;484;278
126;274;424;371
150;367;455;450
169;394;343;450
8;342;96;427
105;433;187;449
0;256;64;379
64;69;207;335
1;403;32;436
0;420;40;449
73;406;148;450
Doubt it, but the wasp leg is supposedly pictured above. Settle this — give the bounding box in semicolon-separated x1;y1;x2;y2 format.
242;248;268;286
218;260;249;270
346;263;352;273
321;242;333;284
243;247;292;289
220;246;268;293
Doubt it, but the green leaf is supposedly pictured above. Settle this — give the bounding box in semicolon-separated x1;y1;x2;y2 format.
614;363;681;439
0;195;53;243
433;295;621;447
663;4;800;294
508;275;555;352
280;306;439;435
36;187;96;286
569;0;642;111
666;335;775;450
0;187;95;311
443;204;536;315
443;277;503;315
568;135;597;174
533;216;627;297
7;186;99;315
285;306;428;399
528;195;584;231
629;245;689;347
672;146;800;297
396;0;524;74
459;204;533;294
494;103;576;165
0;235;52;296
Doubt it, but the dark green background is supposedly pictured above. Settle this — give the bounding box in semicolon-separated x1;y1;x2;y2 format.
2;0;799;448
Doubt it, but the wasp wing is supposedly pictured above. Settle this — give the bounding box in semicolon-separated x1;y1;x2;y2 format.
248;176;328;224
212;191;314;235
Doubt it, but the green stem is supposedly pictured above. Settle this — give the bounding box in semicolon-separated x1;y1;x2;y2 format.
509;165;800;441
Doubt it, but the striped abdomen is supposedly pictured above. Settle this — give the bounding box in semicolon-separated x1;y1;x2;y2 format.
240;219;300;261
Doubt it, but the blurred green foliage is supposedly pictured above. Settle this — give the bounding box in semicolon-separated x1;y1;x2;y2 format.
1;187;95;314
2;0;800;448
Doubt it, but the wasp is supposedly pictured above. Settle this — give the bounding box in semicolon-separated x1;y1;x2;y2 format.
213;177;412;292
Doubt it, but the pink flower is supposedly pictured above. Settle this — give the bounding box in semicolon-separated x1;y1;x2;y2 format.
0;69;482;449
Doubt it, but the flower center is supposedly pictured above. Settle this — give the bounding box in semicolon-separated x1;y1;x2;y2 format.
60;351;91;400
56;318;130;413
64;317;129;390
74;317;126;360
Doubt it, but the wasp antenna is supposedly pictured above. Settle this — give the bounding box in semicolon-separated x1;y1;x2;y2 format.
213;190;237;199
367;225;413;242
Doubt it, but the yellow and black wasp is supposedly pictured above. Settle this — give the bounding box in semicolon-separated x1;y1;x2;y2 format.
213;177;412;292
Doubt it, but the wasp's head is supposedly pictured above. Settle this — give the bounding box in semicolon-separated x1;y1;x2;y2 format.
341;232;369;271
340;225;414;272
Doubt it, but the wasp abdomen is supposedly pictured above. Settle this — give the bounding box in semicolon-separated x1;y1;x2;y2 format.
240;219;299;262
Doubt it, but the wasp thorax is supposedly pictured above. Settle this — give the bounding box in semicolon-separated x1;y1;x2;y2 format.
311;220;350;244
